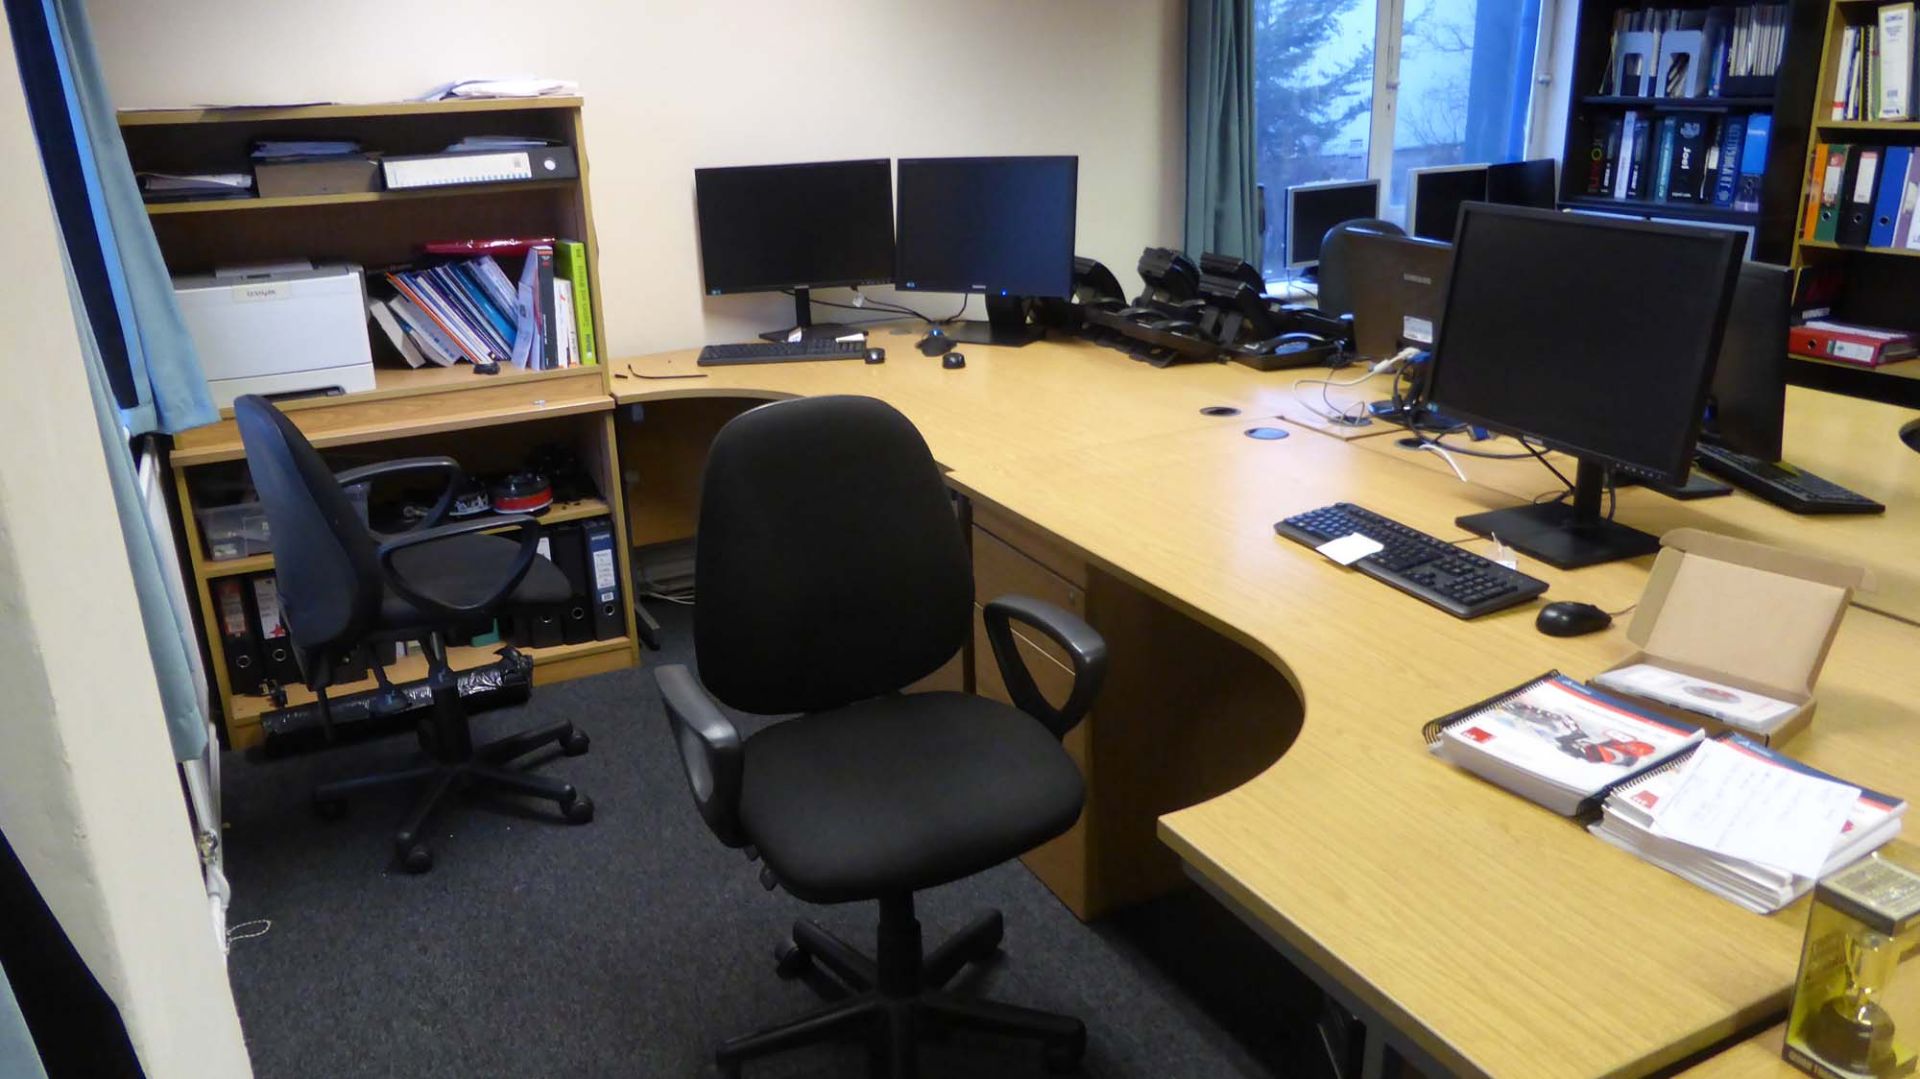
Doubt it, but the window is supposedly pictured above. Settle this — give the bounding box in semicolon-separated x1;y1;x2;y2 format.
1254;0;1549;274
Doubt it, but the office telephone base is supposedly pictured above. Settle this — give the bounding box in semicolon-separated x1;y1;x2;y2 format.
716;895;1085;1077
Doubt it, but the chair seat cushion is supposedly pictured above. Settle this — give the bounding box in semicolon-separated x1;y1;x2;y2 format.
378;532;571;630
738;692;1085;904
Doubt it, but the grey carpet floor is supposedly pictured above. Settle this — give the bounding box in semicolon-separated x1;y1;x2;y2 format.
219;604;1330;1078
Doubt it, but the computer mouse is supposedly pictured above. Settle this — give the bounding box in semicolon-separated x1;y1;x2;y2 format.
472;360;501;376
943;352;967;370
1536;601;1612;638
865;347;885;364
917;330;954;356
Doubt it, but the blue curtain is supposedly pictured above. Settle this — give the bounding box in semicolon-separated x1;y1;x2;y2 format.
1185;0;1260;261
0;964;47;1079
10;0;214;760
10;0;214;437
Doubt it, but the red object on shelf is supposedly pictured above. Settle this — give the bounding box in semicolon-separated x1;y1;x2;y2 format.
1789;321;1920;367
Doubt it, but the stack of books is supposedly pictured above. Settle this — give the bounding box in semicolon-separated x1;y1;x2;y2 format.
1592;735;1907;912
1597;5;1789;99
1831;3;1919;121
371;239;597;371
1426;673;1705;815
1584;110;1769;209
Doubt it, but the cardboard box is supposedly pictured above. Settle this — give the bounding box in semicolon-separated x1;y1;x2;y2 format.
253;154;382;198
1597;529;1873;746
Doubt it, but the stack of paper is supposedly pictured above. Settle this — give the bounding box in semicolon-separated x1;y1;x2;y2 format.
445;135;555;152
1591;736;1906;913
415;78;579;102
1430;675;1706;815
137;172;253;201
251;139;361;160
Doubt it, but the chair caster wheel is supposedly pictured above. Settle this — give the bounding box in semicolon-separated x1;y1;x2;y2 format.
561;793;595;824
559;728;591;756
313;798;347;821
774;938;812;978
1043;1027;1087;1073
399;843;433;874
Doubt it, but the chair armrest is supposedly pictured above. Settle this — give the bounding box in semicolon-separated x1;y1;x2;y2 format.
982;595;1108;739
375;515;538;622
654;664;747;848
336;456;463;530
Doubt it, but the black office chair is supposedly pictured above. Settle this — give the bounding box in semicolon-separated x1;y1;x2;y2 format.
234;396;593;873
1317;217;1406;317
655;395;1106;1078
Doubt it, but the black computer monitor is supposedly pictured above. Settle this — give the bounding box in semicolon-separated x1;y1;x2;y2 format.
1408;165;1488;243
1485;159;1558;209
1701;262;1794;461
895;155;1078;346
1285;179;1381;270
694;159;895;341
1344;231;1453;359
1427;204;1744;567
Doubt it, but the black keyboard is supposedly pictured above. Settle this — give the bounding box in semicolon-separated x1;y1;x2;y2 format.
1274;502;1549;619
1694;443;1885;515
697;339;867;366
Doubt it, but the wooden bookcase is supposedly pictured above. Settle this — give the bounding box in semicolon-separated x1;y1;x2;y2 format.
1785;0;1920;406
119;97;640;750
1556;0;1825;263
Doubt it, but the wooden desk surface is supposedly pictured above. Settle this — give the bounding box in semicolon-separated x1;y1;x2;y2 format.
1329;381;1920;625
613;332;1920;1078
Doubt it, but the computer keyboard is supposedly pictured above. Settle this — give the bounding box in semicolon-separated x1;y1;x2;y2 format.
1694;443;1885;515
697;339;867;366
1274;502;1549;619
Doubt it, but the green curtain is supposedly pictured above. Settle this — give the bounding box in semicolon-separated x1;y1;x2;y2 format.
0;964;47;1079
1185;0;1259;262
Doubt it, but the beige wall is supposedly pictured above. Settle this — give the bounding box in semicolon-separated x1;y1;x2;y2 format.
0;12;250;1078
88;0;1187;356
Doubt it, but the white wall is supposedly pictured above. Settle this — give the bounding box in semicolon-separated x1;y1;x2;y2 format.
87;0;1187;357
0;12;251;1078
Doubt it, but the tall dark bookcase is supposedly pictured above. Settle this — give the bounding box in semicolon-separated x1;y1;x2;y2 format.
1555;0;1825;264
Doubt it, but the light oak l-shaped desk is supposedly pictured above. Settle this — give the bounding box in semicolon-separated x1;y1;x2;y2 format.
615;327;1920;1079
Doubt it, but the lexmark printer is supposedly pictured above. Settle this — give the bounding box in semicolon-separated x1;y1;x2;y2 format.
174;261;376;408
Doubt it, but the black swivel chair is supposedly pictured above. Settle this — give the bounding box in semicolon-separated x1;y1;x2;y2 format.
1316;217;1406;317
655;396;1107;1078
234;396;594;873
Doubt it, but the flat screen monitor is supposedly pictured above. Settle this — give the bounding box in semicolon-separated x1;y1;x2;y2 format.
694;158;896;339
1343;231;1453;359
1286;179;1381;270
1427;204;1744;567
1408;164;1488;243
894;156;1077;345
1485;159;1558;209
1701;262;1794;461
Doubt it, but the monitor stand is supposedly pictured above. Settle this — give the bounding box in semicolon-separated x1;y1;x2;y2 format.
1455;459;1660;569
943;293;1043;347
758;287;860;343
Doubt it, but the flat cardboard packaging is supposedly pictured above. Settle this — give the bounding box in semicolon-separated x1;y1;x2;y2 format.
1598;528;1873;746
253;154;382;198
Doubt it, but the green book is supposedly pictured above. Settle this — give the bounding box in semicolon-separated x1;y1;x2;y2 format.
556;240;598;367
1653;116;1678;202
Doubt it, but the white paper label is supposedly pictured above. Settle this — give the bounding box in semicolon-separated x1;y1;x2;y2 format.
592;548;617;592
1403;316;1435;345
1316;533;1384;566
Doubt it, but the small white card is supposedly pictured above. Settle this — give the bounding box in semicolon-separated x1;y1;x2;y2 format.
1651;739;1859;879
1316;533;1384;566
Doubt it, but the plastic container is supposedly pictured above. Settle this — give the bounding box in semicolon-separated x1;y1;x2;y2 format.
197;484;368;561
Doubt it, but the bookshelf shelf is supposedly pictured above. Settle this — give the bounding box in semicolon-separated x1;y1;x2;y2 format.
1560;195;1758;223
1814;119;1920;133
145;178;576;216
1800;238;1920;258
118;96;584;127
1579;95;1776;109
200;498;615;579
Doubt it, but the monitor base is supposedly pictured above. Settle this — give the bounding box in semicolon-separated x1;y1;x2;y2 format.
1456;501;1660;570
1619;468;1733;501
942;321;1043;347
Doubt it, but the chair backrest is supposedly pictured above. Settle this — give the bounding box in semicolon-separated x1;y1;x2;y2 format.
694;395;972;715
1317;217;1406;317
233;396;382;665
